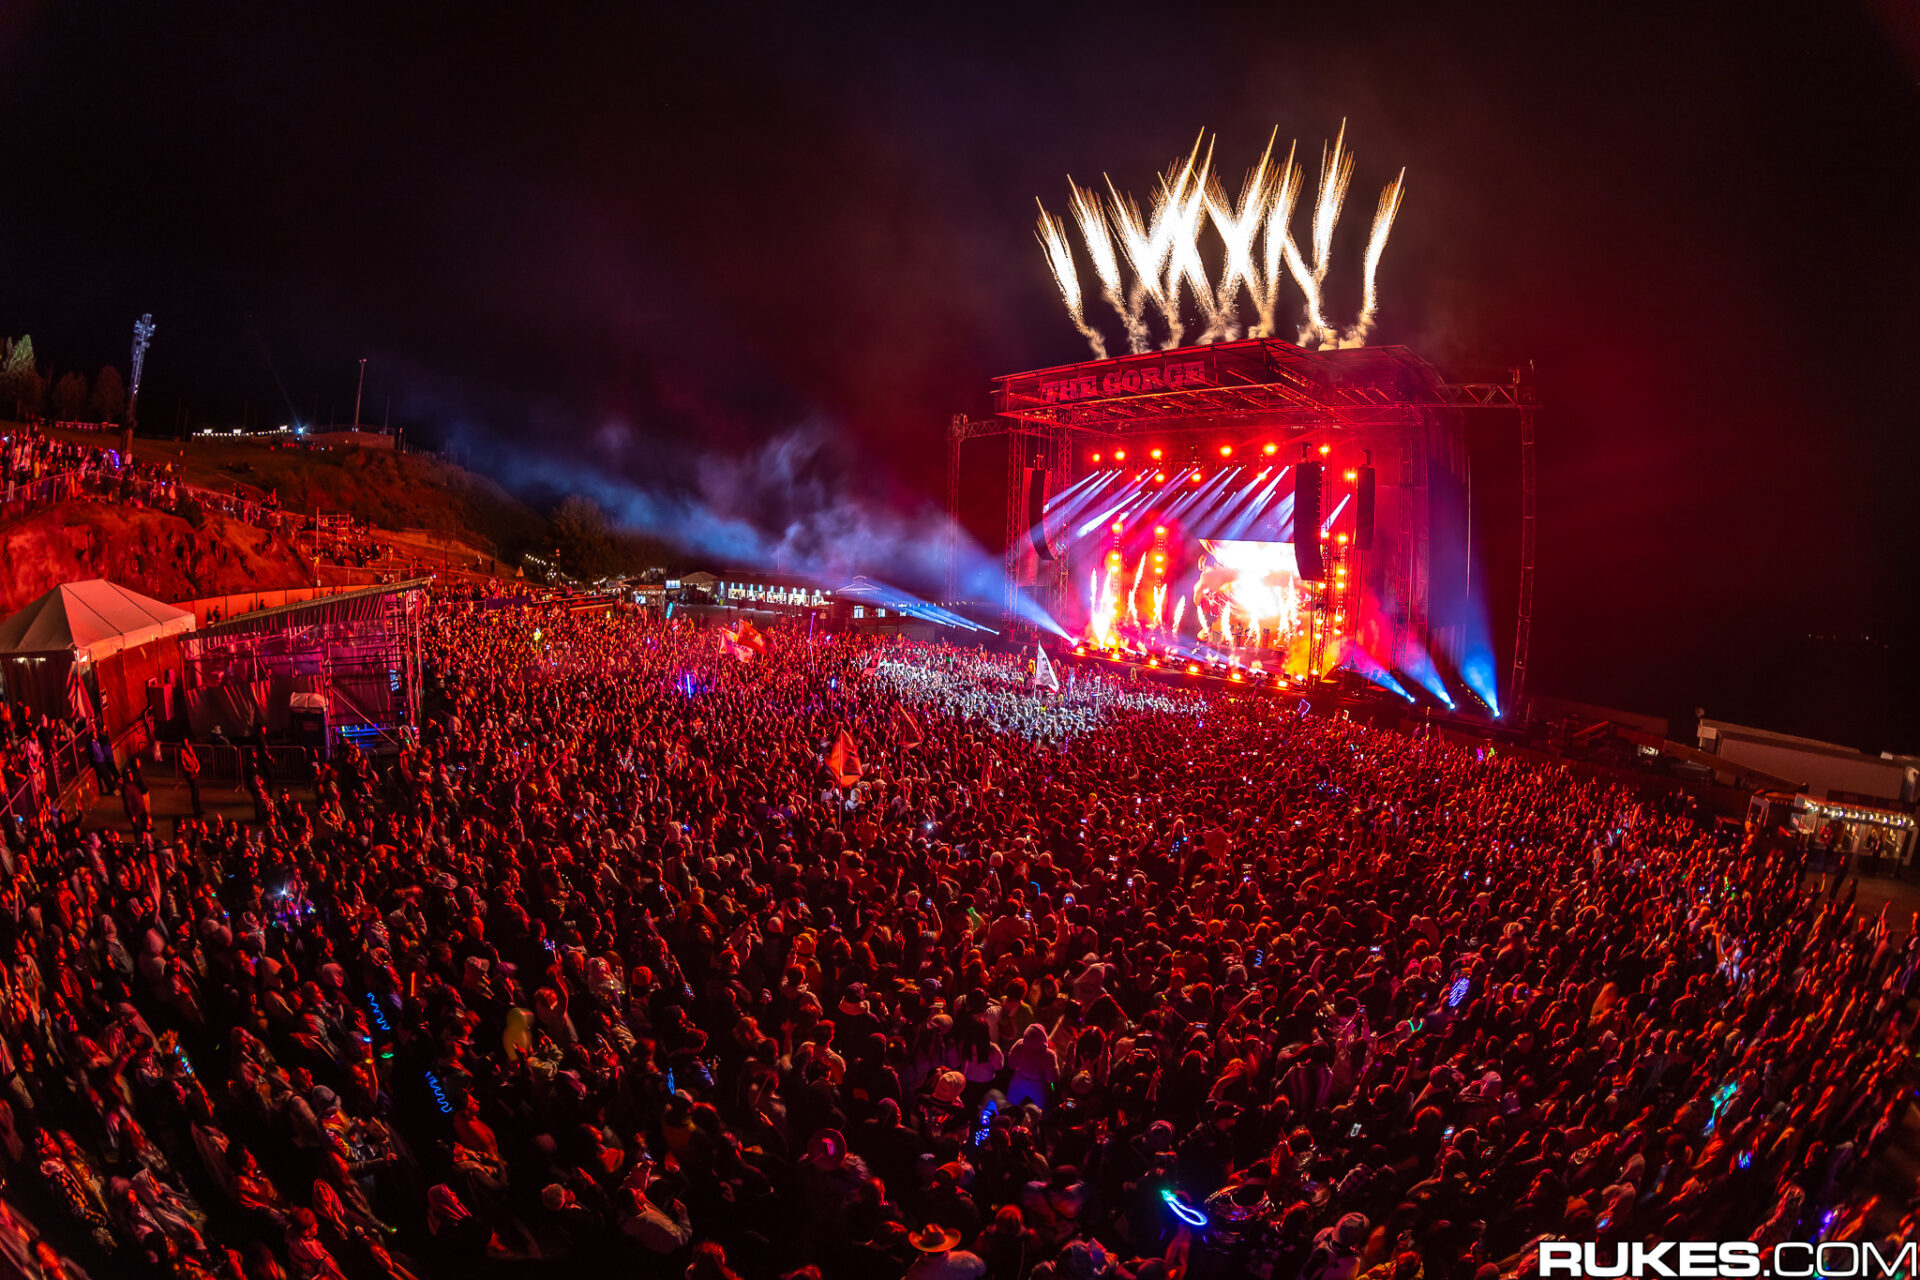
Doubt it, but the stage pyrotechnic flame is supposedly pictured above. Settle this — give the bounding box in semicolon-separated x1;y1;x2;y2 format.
1036;122;1404;354
1090;567;1118;647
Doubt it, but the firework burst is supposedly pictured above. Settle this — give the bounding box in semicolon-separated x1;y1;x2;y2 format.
1036;122;1403;354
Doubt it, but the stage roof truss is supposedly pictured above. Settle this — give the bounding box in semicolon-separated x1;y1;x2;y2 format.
989;339;1530;435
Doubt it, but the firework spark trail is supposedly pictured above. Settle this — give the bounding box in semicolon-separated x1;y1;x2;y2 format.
1255;144;1303;338
1113;135;1203;348
1107;187;1172;349
1173;597;1187;633
1204;131;1274;342
1036;202;1107;358
1341;168;1407;347
1165;138;1221;348
1152;582;1168;630
1259;146;1305;337
1270;158;1321;345
1069;181;1137;353
1128;555;1147;623
1305;121;1356;346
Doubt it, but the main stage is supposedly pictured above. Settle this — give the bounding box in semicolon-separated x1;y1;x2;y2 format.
947;336;1536;714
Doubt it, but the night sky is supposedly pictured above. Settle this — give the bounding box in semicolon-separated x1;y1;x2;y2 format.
1;4;1915;749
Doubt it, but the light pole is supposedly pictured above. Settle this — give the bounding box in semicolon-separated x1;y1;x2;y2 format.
352;358;366;432
125;313;155;464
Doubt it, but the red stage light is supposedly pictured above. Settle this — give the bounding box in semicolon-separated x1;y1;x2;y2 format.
1219;445;1233;457
1187;662;1200;673
1344;469;1358;481
1336;533;1349;545
1155;472;1166;482
1114;449;1126;460
1148;657;1160;667
1318;444;1331;456
1154;525;1167;536
1092;452;1102;463
1189;472;1202;483
1149;447;1163;460
1319;528;1330;539
1231;672;1244;682
1112;521;1124;534
1263;443;1278;455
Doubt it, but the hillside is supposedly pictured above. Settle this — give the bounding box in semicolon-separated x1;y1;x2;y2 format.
0;501;314;615
46;428;547;559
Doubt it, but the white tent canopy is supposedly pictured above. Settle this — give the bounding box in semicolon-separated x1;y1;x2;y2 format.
0;579;196;661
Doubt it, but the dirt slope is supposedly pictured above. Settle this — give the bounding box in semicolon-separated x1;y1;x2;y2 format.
0;502;314;614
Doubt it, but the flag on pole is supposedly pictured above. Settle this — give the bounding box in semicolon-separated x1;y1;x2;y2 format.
1034;643;1060;693
719;618;769;662
827;729;864;787
893;703;923;748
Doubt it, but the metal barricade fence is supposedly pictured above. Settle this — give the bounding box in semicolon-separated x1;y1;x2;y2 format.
150;741;314;786
0;735;88;827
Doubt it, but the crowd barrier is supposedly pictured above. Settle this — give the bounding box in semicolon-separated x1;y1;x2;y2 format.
150;740;314;786
176;583;368;627
0;468;86;522
0;735;89;828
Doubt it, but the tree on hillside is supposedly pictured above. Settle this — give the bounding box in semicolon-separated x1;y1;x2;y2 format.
92;365;126;423
550;494;615;578
0;336;41;418
52;372;89;420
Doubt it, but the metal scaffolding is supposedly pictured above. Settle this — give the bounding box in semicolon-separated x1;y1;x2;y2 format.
177;579;429;751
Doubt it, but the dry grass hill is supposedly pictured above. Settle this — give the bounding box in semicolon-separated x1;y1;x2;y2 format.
1;427;552;614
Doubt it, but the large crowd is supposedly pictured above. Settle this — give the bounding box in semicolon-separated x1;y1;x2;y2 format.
871;651;1205;743
0;604;1913;1280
